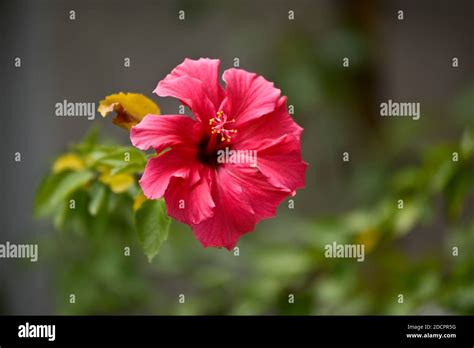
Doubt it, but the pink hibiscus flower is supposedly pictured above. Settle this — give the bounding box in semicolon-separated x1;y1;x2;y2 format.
130;58;307;250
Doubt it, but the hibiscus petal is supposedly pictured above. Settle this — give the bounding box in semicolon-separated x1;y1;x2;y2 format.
191;166;289;250
229;165;292;220
164;174;215;225
190;168;255;250
233;96;303;149
221;68;281;125
154;70;217;123
255;135;308;193
158;58;224;108
139;147;198;199
130;114;198;153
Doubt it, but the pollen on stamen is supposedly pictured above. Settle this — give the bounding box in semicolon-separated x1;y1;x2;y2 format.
210;111;238;142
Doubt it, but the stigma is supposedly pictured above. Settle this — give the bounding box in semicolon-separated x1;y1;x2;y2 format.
209;111;237;142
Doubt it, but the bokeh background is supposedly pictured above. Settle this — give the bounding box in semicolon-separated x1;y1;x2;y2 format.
1;0;473;315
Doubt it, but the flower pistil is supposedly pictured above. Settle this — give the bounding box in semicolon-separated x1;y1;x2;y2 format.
209;111;238;143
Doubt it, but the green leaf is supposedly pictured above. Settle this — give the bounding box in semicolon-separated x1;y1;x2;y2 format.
88;182;107;216
110;162;145;176
393;199;422;235
391;167;420;193
74;127;100;156
34;170;94;218
134;199;171;262
461;127;474;158
53;200;69;230
90;146;147;172
430;160;456;193
445;172;473;220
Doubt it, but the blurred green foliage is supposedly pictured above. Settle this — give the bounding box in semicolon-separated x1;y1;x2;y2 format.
34;128;173;313
34;106;474;315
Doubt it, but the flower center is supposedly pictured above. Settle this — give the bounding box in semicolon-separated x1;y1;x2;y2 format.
196;111;238;167
209;111;237;143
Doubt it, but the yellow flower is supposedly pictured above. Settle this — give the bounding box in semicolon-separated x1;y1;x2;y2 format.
52;153;85;173
98;92;160;130
99;168;134;193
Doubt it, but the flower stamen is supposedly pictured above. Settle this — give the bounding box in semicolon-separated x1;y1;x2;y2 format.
209;111;237;143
